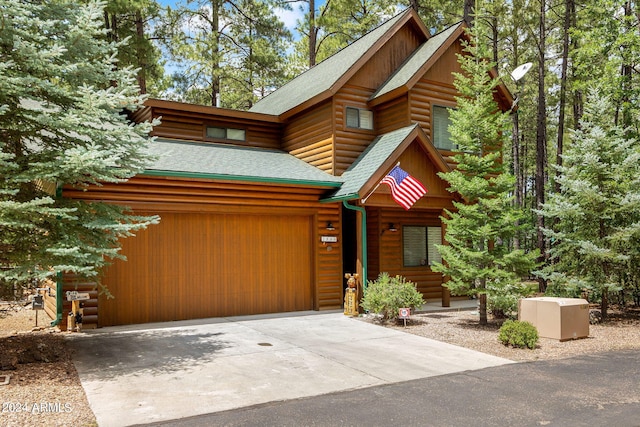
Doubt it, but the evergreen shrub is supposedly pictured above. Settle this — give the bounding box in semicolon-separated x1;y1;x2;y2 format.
488;281;537;319
361;273;424;321
498;320;539;349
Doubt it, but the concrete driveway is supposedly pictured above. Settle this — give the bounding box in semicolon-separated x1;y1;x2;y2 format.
68;311;512;426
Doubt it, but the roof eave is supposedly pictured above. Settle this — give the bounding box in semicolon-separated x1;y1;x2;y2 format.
145;98;282;123
368;85;410;107
320;193;360;203
142;169;343;188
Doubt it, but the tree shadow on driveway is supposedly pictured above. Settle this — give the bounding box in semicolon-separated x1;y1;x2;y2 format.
66;329;232;380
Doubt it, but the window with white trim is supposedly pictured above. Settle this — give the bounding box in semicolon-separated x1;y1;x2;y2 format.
403;225;442;267
432;105;456;150
346;107;373;130
206;126;246;141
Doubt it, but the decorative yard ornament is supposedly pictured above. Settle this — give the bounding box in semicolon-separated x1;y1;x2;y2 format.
344;273;359;316
345;273;359;288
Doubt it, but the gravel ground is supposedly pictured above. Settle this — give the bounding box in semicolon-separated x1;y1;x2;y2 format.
1;302;639;427
373;306;640;361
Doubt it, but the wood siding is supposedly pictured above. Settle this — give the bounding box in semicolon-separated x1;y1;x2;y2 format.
333;85;377;175
375;96;410;135
282;101;334;173
422;41;463;85
366;207;445;300
64;176;343;326
409;79;459;170
348;25;424;89
149;106;282;150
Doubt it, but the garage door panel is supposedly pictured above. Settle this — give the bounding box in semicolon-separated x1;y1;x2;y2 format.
100;212;314;326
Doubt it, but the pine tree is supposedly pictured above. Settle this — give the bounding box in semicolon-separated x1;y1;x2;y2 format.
289;0;395;73
161;0;292;108
431;30;539;325
538;89;640;318
103;0;166;95
0;0;159;288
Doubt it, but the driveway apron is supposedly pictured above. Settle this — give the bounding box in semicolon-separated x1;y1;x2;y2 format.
68;311;512;426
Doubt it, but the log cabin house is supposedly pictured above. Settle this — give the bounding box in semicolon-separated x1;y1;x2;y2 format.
48;8;513;328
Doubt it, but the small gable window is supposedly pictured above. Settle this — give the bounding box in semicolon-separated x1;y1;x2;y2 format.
403;225;442;267
432;106;457;151
346;107;373;130
206;126;246;141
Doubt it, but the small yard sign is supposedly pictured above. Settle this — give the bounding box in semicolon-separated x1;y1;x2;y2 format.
66;291;90;301
398;307;411;326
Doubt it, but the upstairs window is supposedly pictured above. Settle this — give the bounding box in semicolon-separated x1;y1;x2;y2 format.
206;126;246;141
346;107;373;130
432;106;456;150
403;225;442;267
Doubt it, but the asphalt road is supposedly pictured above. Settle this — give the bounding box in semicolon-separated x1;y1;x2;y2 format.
140;350;640;427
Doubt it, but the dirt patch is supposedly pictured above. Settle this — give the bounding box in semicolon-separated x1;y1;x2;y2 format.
0;305;97;426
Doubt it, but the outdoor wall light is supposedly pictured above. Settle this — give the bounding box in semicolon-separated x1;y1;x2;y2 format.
382;223;398;235
326;221;335;231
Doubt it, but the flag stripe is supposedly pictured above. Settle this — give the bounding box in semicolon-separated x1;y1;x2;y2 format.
380;166;427;210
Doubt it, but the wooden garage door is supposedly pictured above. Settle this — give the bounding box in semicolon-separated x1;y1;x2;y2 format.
99;212;314;326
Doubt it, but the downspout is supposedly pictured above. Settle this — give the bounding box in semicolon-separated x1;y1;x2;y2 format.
342;200;367;288
51;272;63;327
51;184;63;327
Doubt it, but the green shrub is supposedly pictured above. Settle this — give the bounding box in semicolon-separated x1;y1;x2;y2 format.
544;280;583;299
488;281;537;319
361;273;424;321
498;320;539;349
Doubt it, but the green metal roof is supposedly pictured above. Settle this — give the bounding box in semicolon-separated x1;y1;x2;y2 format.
322;124;420;201
248;10;411;117
143;138;343;187
371;22;464;102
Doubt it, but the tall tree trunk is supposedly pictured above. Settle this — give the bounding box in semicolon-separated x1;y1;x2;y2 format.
464;0;475;26
536;0;547;293
309;0;317;67
573;88;583;129
135;10;147;94
618;2;633;130
211;0;220;107
491;16;498;64
555;0;573;193
512;108;522;250
600;218;609;319
478;237;487;325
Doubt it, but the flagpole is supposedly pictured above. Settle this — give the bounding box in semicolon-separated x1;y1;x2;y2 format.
361;162;400;204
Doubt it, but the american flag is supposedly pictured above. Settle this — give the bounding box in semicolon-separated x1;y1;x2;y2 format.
381;165;427;210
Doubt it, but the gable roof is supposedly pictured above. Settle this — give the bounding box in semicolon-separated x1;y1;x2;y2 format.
369;21;466;106
322;124;450;202
143;138;342;187
249;8;427;118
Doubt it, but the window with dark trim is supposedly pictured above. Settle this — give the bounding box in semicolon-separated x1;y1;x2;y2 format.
346;107;373;130
403;225;442;267
432;105;456;150
206;126;246;141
